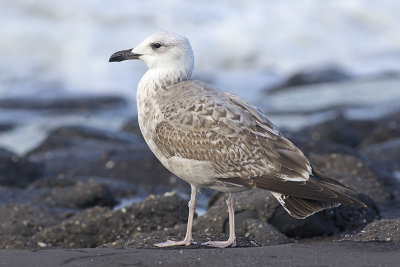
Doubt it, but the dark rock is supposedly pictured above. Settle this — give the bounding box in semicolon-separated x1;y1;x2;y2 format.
0;95;127;112
344;218;400;243
330;194;378;231
361;138;400;168
121;117;143;139
28;125;137;153
360;138;400;197
289;136;360;156
33;193;188;248
359;111;400;148
0;148;43;187
267;66;351;94
30;177;77;189
33;206;110;248
269;207;339;238
240;219;290;246
0;204;60;236
361;138;400;173
293;116;376;148
376;199;400;219
0;187;37;205
0;177;131;212
42;179;117;209
31;176;140;199
108;193;189;236
27;125;183;190
0;122;15;132
0;235;35;249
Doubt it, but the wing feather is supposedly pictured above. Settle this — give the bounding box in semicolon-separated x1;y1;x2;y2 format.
154;80;366;211
156;80;311;182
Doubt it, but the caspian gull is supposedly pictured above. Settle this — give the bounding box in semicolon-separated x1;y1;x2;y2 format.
109;32;366;248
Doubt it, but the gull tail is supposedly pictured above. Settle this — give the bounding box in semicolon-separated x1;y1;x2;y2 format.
272;193;341;219
270;177;367;219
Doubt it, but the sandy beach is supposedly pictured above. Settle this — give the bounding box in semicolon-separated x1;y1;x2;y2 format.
1;242;399;267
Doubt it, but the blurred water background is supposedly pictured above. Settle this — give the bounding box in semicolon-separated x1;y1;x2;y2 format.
1;0;400;153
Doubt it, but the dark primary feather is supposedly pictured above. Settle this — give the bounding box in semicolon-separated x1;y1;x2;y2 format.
219;175;365;207
311;164;352;191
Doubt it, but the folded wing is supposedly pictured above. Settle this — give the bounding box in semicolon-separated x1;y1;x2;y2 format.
155;80;366;218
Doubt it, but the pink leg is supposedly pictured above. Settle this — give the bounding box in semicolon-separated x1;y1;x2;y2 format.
202;193;237;248
155;184;197;247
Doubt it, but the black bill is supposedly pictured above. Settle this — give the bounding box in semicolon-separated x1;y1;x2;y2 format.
109;49;141;62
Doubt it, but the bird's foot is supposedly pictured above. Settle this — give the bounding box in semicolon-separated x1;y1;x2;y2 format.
154;238;193;247
202;239;236;248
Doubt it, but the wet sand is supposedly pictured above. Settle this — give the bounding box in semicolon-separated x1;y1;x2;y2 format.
1;242;399;267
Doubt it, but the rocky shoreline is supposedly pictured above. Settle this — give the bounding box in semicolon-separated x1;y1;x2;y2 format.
0;77;400;252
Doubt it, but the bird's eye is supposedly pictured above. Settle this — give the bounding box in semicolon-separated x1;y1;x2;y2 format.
152;43;162;49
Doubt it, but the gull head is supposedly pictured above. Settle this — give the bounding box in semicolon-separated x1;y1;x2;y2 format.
109;32;194;73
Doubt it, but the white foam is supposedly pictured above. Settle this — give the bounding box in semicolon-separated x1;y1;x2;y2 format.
1;0;400;100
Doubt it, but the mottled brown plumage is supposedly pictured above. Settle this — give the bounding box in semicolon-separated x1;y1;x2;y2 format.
110;32;366;248
153;80;365;218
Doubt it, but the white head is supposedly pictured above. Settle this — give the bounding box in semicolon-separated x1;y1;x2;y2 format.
110;32;194;76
